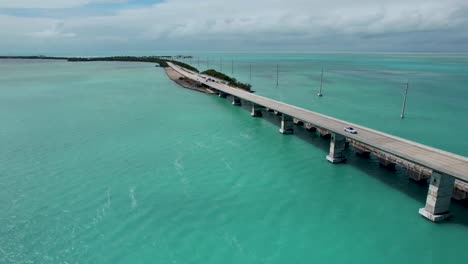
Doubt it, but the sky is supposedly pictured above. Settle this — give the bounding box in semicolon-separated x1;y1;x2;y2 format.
1;0;468;55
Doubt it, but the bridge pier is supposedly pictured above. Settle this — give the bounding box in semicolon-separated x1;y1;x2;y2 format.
453;181;468;200
407;167;431;182
326;133;347;163
304;123;317;132
317;128;331;138
251;104;263;117
232;96;241;106
279;115;294;134
219;92;227;98
419;171;455;222
293;118;304;126
378;157;396;170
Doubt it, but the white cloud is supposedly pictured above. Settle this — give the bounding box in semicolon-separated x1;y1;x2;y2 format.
73;0;468;42
29;22;76;38
0;0;126;9
1;0;468;52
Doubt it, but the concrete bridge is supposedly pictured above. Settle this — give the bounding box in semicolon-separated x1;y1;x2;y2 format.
168;62;468;222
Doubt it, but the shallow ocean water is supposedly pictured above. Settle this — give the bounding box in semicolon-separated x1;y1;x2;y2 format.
1;54;468;263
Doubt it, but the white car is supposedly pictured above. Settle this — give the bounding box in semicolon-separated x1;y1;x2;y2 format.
344;127;357;134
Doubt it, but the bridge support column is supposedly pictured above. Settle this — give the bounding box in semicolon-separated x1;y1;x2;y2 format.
232;96;241;106
317;128;331;138
453;181;468;200
419;171;455;222
251;104;263;117
305;123;317;132
407;167;431;182
279;115;294;134
219;92;227;98
326;133;347;163
293;118;304;126
378;157;396;170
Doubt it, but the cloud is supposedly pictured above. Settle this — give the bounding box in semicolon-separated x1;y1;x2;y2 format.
0;0;126;9
29;22;76;38
1;0;468;53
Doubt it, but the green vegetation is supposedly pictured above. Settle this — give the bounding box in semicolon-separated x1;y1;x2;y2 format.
67;56;199;72
0;56;201;71
67;56;171;67
201;69;252;91
0;55;69;60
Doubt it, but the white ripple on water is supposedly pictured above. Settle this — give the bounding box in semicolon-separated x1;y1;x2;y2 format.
193;141;210;149
129;186;137;209
228;235;244;254
226;140;240;147
91;189;111;226
174;153;193;199
174;154;184;176
70;225;77;252
239;132;252;139
221;158;233;171
222;231;261;262
0;246;6;260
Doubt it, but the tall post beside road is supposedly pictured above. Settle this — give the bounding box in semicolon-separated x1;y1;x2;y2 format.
401;81;409;119
276;64;279;86
317;68;323;97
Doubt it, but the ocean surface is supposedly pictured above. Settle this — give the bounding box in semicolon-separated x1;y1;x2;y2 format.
1;53;468;263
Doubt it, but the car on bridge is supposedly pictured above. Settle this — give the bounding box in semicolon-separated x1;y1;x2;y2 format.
344;127;357;134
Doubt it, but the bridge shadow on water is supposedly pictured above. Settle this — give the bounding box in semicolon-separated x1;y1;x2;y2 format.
214;95;468;226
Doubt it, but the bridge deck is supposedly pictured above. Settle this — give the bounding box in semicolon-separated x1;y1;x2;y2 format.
168;63;468;182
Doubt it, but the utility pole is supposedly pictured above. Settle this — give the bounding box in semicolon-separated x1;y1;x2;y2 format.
276;64;279;86
231;59;234;75
220;58;223;72
197;58;200;68
401;81;409;119
317;68;323;97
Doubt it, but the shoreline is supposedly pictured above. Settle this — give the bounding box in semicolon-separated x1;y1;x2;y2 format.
0;55;226;94
0;55;197;71
164;67;215;94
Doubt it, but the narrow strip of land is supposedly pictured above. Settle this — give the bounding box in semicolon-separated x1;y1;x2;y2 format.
164;67;215;94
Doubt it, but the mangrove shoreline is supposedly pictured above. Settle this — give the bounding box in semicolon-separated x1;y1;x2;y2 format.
1;55;252;92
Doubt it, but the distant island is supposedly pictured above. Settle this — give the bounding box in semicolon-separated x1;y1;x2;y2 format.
0;55;196;71
0;55;252;92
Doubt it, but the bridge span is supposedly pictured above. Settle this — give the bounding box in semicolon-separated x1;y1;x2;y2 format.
168;62;468;222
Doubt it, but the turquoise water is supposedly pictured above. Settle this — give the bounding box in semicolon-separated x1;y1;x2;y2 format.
1;55;468;264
